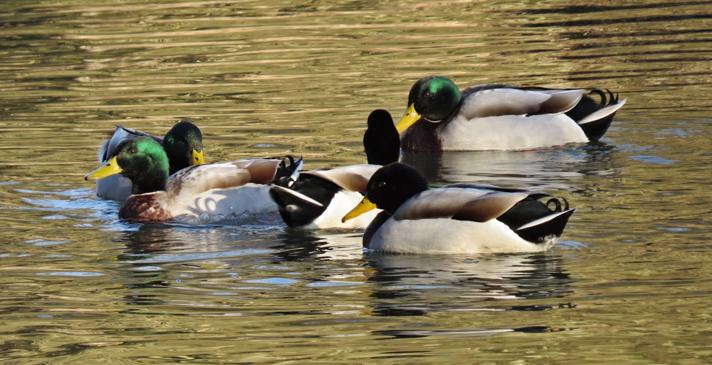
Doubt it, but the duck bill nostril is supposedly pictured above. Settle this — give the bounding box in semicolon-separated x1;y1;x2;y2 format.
191;149;205;165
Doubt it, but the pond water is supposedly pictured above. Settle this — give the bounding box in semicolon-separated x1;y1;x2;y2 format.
1;1;711;363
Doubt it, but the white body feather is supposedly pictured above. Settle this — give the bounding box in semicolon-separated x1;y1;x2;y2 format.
170;183;278;223
439;113;589;151
369;218;556;254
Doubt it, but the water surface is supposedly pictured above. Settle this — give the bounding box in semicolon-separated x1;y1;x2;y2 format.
1;1;711;363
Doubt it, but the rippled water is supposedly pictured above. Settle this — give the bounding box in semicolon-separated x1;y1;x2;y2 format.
1;1;711;363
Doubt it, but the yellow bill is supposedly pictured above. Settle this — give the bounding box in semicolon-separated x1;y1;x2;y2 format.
395;103;422;134
192;149;205;165
342;196;377;223
84;156;123;180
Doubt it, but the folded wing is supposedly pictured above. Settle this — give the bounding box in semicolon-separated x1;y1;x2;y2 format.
459;87;586;119
167;158;287;196
393;188;529;222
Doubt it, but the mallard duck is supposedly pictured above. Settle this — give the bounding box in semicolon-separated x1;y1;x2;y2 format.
396;76;626;151
342;163;575;254
95;119;205;201
85;136;301;223
269;109;400;229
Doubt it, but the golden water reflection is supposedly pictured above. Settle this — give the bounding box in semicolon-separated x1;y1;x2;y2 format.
0;0;710;363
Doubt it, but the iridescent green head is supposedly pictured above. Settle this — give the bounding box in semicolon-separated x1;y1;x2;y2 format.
85;136;170;194
396;76;462;134
163;119;204;174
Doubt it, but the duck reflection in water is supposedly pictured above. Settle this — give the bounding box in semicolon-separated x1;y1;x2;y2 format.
365;253;572;317
402;143;616;191
117;224;179;307
116;223;279;306
273;229;365;261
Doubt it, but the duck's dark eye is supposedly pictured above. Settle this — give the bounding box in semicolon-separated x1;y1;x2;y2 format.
377;181;387;189
128;147;137;154
423;91;431;98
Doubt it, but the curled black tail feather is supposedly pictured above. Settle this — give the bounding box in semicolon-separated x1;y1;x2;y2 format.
568;88;621;142
272;155;303;187
497;194;573;243
565;88;614;121
545;196;569;212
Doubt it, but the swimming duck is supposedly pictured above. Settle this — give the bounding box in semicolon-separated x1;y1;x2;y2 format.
342;163;575;254
95;119;205;201
396;76;626;151
85;136;301;223
269;109;400;229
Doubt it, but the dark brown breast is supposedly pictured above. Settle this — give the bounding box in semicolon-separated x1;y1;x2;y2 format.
400;120;442;151
119;193;172;222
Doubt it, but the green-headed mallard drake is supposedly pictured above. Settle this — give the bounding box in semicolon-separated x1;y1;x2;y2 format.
95;119;205;201
85;136;301;223
342;163;575;254
269;109;400;229
396;76;626;151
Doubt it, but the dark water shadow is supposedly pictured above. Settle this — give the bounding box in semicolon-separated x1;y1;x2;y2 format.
373;325;569;339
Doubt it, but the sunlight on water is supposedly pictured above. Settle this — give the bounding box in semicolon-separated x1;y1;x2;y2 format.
0;0;711;363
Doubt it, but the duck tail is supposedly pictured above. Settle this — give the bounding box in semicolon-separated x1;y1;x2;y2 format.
515;208;575;244
497;194;575;244
272;155;304;187
268;184;325;227
568;89;626;142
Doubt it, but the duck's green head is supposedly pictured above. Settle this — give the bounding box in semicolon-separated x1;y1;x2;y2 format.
163;119;204;174
85;137;170;194
342;162;428;222
396;76;462;134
